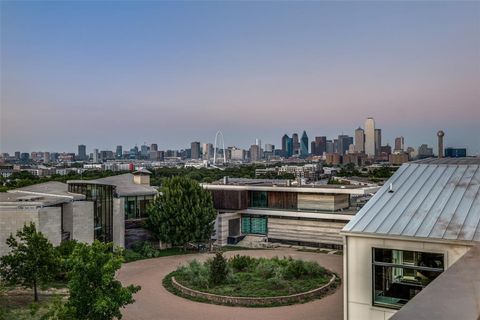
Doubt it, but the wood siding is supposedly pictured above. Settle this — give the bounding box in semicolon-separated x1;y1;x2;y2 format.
267;217;347;245
267;191;298;210
211;190;249;210
297;193;350;211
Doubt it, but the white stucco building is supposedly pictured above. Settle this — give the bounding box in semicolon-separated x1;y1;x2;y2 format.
341;158;480;320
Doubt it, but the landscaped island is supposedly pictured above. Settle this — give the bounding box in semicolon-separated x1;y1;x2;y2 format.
164;253;339;307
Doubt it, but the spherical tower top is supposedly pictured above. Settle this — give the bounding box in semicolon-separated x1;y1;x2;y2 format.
437;130;445;137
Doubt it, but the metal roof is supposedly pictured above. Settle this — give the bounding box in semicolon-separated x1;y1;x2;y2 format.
342;159;480;242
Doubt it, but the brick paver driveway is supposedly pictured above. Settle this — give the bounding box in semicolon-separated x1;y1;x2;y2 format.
118;249;343;320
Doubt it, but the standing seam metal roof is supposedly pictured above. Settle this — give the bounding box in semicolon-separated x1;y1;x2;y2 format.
342;160;480;242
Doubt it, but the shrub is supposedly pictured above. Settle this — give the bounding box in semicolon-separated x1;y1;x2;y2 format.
179;260;210;288
255;259;277;279
229;254;256;272
284;259;308;279
123;249;143;262
210;252;228;285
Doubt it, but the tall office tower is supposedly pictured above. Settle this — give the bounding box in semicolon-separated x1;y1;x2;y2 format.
311;141;316;155
286;137;293;157
42;152;50;164
203;143;213;160
300;131;309;157
418;144;433;159
190;142;201;159
14;151;20;160
313;136;327;155
264;144;274;153
249;144;261;162
326;140;334;154
333;139;339;153
292;133;300;155
364;117;376;157
281;134;290;156
354;127;365;153
150;144;158;152
374;129;382;156
93;149;99;163
394;137;405;152
140;144;149;159
129;146;139;160
116;145;123;159
255;138;262;147
338;135;353;155
437;130;444;158
77;145;87;161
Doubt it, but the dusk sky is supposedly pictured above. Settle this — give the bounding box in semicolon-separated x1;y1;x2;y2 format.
1;1;479;154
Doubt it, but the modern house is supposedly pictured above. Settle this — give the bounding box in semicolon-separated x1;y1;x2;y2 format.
203;178;380;248
0;170;158;257
0;181;93;257
341;158;480;320
67;169;158;248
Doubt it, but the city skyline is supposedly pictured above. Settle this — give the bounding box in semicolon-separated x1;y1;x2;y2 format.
1;1;479;154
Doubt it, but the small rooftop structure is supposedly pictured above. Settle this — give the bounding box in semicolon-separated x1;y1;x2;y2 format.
343;158;480;243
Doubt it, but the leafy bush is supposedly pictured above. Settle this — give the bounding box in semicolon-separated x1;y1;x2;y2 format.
229;254;256;272
255;259;277;279
123;249;143;262
284;259;307;279
209;252;228;285
180;260;210;288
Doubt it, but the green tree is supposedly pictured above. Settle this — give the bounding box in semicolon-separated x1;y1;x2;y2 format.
61;241;140;320
209;252;228;285
0;223;59;302
146;176;217;250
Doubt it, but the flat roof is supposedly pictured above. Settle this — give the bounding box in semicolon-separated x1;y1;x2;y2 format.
390;244;480;320
0;192;75;207
69;173;158;197
9;181;85;201
342;159;480;242
204;178;379;195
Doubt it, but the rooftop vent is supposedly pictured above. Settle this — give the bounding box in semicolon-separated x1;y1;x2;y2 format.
388;183;394;193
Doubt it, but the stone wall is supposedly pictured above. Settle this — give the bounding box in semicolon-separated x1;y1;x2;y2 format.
171;274;337;306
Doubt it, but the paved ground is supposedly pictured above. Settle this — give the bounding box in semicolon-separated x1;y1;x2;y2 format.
118;249;343;320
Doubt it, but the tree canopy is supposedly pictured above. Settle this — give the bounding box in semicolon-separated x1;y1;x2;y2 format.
0;223;59;301
58;241;140;320
146;176;217;248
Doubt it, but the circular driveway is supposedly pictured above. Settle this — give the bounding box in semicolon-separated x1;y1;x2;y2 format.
118;249;343;320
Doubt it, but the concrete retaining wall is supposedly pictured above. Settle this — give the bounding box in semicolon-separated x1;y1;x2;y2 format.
171;274;337;306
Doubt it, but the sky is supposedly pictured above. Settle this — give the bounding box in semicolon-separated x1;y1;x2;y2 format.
1;1;479;155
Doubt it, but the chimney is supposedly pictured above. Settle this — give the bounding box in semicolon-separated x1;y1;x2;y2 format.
437;130;445;158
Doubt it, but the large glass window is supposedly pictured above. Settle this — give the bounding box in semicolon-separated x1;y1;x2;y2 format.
250;191;268;208
372;248;444;309
68;183;114;243
241;215;267;235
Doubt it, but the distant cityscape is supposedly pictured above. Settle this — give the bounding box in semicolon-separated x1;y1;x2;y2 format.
0;117;469;176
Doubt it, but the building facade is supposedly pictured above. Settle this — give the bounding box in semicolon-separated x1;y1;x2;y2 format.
342;158;480;320
204;178;379;248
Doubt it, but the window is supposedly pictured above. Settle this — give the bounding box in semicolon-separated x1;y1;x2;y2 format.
241;215;267;235
250;191;268;208
372;248;443;309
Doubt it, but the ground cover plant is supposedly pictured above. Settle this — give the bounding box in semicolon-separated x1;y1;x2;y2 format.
170;253;333;298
